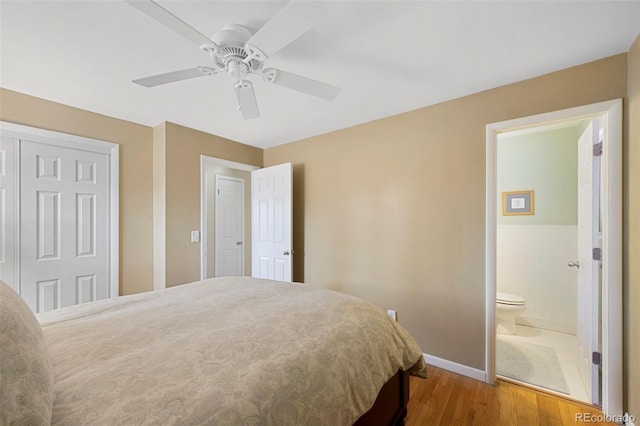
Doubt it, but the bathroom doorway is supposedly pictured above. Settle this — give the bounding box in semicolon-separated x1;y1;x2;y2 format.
495;118;592;403
485;100;622;416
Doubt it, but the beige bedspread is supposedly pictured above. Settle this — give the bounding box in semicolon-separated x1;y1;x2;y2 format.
38;277;427;425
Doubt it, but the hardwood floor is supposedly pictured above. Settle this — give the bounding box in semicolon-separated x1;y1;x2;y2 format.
405;365;614;425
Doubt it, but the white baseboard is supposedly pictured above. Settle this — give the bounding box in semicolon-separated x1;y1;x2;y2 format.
518;316;576;335
624;412;635;426
423;353;486;382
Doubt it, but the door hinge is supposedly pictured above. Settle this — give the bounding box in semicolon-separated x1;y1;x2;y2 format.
592;247;602;261
593;142;603;157
592;351;602;366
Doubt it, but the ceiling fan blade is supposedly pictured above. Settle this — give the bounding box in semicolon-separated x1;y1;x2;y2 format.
234;80;260;119
245;1;326;59
125;0;216;49
133;67;212;87
263;68;340;101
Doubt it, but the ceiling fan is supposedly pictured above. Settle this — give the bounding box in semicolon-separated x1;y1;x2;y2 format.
125;0;341;119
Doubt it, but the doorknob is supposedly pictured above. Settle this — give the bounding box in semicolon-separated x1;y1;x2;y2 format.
283;251;290;256
568;260;580;269
236;241;243;245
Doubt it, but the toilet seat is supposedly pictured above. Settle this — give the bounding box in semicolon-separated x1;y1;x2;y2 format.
497;292;525;306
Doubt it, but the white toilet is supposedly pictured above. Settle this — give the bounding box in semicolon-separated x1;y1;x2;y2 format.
496;292;526;335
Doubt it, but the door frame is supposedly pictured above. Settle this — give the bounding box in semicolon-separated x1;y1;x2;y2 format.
200;155;258;280
214;175;245;277
0;121;119;298
485;99;622;416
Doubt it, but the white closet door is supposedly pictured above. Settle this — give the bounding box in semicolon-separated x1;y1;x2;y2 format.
20;140;110;313
215;175;244;277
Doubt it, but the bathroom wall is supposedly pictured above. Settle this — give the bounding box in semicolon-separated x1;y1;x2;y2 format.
497;124;583;334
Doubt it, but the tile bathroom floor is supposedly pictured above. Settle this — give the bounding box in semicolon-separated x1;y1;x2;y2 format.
497;324;590;403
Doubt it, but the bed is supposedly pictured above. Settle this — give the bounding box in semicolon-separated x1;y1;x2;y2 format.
1;277;427;425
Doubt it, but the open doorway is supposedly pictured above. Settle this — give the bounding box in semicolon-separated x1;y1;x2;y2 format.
200;157;294;282
494;118;593;402
200;155;257;279
485;99;622;416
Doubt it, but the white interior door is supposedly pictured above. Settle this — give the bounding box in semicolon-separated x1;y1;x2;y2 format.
576;119;601;405
215;175;244;277
20;140;110;313
251;163;292;282
0;137;17;288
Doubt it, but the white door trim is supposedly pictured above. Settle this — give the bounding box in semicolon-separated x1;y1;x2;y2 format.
485;99;622;416
200;155;258;280
0;137;19;290
0;121;119;298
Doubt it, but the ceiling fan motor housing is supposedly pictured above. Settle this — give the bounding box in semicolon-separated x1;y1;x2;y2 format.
207;24;264;74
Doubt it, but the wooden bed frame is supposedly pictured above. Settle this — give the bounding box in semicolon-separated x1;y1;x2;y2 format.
354;370;410;425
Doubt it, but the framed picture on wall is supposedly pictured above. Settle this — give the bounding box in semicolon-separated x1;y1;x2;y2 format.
502;190;534;216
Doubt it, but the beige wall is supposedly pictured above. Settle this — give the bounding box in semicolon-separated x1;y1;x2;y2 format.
160;122;262;287
264;54;627;371
0;88;154;295
624;35;639;419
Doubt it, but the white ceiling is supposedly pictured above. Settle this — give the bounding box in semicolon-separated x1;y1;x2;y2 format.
1;1;638;149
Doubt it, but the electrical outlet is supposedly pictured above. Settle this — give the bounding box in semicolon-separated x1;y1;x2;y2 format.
387;309;397;321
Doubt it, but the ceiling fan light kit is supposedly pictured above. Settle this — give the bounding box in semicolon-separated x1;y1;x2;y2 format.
126;0;341;119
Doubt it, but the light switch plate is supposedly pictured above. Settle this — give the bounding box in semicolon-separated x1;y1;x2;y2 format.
191;230;200;243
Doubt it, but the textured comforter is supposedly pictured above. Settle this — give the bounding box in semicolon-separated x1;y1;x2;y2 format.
38;277;427;425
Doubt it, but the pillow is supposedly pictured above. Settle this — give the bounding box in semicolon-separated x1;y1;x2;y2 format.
0;280;53;425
